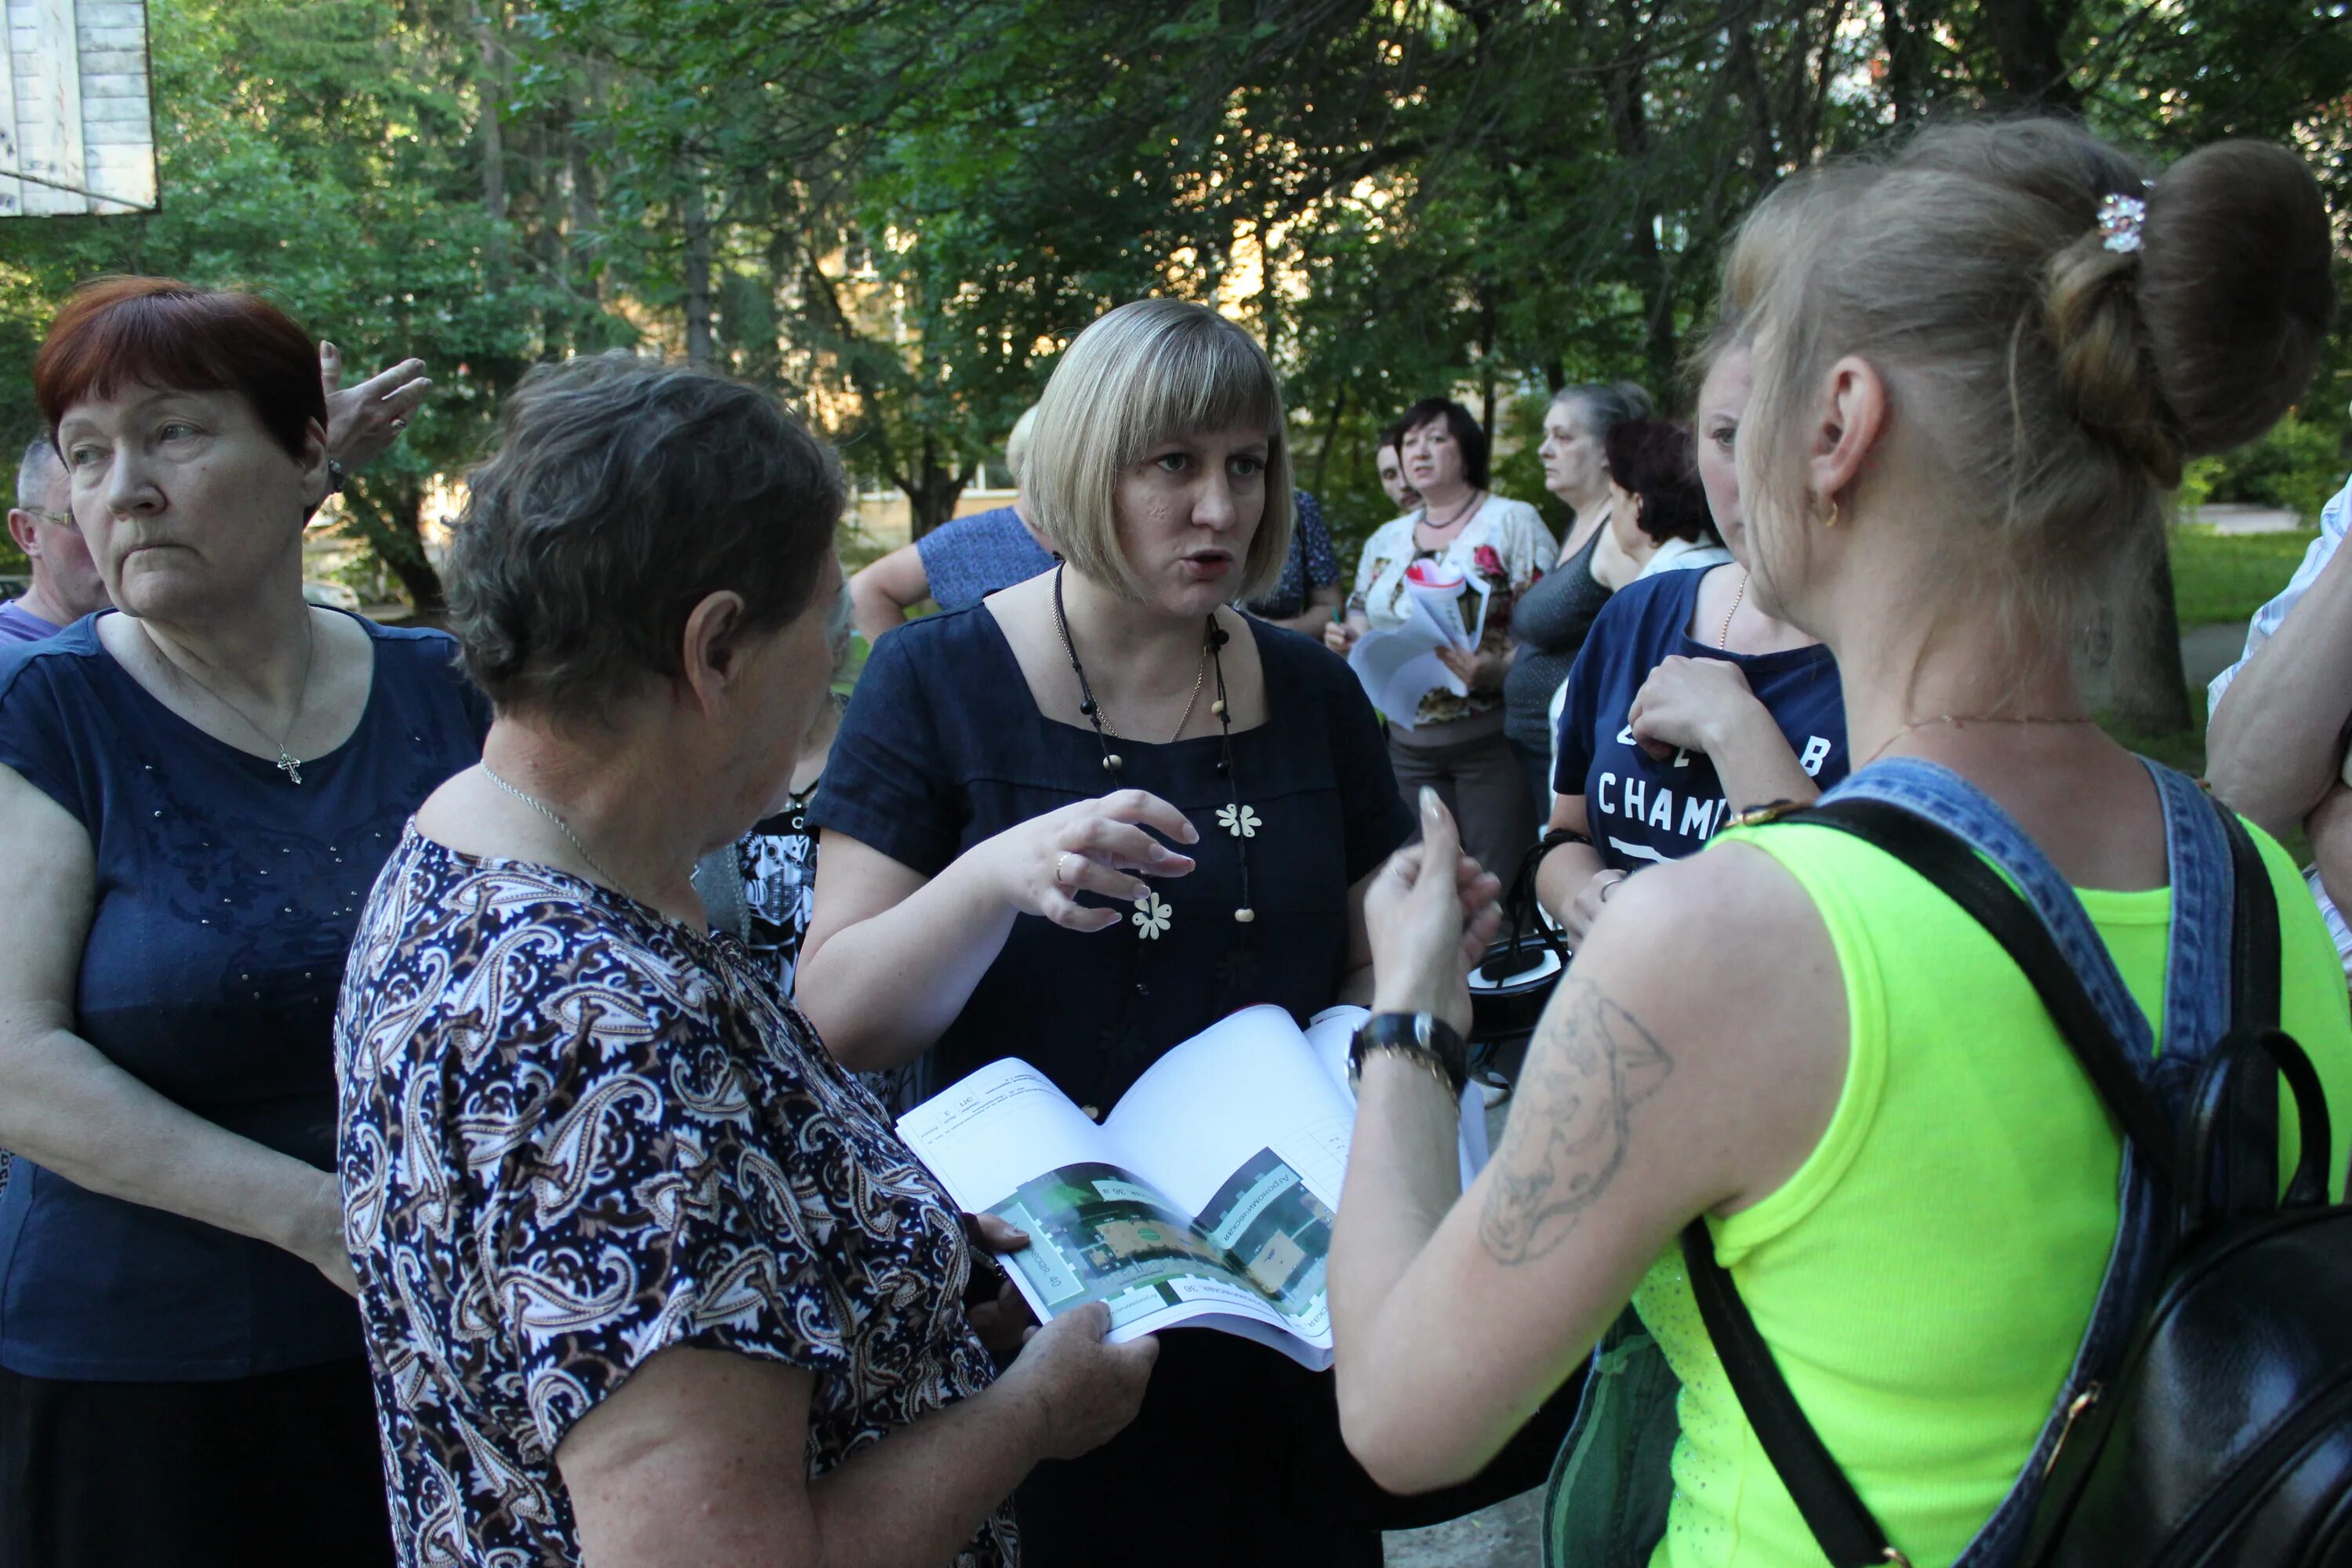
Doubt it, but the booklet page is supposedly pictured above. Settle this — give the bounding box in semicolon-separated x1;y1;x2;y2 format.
897;1051;1334;1359
894;1058;1112;1212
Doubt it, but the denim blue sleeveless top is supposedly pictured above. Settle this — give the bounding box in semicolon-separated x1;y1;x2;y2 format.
0;612;488;1380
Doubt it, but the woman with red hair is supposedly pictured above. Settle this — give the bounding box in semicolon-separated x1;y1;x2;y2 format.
0;278;485;1565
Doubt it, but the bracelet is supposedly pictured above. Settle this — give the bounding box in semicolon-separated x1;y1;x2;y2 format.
1348;1011;1470;1098
1357;1045;1462;1100
1539;826;1592;853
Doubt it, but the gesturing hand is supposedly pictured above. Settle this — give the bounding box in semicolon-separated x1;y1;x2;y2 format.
1627;654;1760;760
1363;789;1504;1036
321;341;433;474
982;789;1200;932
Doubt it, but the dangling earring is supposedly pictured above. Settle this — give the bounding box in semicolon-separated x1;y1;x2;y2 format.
1821;499;1841;530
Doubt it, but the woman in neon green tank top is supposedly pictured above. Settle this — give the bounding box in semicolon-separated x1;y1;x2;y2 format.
1327;119;2350;1568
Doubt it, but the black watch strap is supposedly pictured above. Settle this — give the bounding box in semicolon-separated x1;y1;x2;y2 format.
1349;1011;1469;1098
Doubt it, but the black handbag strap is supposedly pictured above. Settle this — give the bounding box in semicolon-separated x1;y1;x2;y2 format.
1676;789;2281;1568
1478;833;1570;983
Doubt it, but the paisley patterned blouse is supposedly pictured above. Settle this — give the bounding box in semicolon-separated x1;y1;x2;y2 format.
335;828;1014;1568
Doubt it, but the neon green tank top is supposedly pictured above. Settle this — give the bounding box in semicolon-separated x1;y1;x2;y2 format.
1637;818;2352;1568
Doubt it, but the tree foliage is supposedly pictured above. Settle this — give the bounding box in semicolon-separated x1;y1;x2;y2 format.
0;0;2343;713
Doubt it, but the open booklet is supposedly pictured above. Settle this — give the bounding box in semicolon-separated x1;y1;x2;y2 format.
895;1005;1490;1371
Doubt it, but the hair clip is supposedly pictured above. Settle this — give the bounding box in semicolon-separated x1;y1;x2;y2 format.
2097;191;2147;254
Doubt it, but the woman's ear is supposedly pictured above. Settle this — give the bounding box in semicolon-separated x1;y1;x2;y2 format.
299;417;333;514
1806;355;1889;514
679;590;749;717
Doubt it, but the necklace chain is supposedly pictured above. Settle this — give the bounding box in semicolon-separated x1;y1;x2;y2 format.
1716;569;1748;651
481;763;638;902
1421;488;1485;530
147;615;317;785
1056;611;1209;742
1863;713;2100;767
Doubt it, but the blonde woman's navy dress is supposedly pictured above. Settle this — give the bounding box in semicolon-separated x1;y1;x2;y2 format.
811;604;1413;1567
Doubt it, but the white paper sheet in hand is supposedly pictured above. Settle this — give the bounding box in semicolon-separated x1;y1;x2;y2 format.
1346;577;1490;734
1348;632;1460;734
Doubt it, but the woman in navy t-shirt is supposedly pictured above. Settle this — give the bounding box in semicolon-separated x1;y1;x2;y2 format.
0;281;485;1566
1535;345;1848;939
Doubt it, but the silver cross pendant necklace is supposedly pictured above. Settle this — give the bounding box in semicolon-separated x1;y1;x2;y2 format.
150;615;317;785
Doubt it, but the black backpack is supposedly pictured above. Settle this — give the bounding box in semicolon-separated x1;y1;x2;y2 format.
1687;797;2352;1566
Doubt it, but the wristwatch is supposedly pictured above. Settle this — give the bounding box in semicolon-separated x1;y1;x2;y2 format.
1348;1011;1469;1098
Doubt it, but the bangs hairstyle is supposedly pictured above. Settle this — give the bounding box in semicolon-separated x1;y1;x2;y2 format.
1605;419;1713;545
34;277;325;460
1026;299;1293;604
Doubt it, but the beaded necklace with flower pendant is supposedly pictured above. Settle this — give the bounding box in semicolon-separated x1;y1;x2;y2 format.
1051;562;1258;948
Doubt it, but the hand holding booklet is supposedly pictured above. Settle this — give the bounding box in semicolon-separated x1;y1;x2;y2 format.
895;1004;1490;1370
1345;561;1493;734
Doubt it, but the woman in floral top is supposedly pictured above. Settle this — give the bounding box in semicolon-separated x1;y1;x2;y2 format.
1327;397;1557;879
335;354;1152;1568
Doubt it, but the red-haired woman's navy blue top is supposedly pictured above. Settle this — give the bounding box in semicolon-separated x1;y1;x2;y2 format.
0;612;488;1380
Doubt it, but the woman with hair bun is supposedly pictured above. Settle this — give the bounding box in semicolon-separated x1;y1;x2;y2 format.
1330;120;2352;1568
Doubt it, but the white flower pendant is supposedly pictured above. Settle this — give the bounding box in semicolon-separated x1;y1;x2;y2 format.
1217;803;1261;839
1132;890;1173;939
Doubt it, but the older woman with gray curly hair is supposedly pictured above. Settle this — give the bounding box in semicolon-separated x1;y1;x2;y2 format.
333;352;1152;1568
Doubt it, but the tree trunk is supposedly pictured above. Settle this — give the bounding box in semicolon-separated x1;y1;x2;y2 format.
1979;0;2081;110
1882;0;1926;125
1597;3;1679;394
344;477;446;619
1312;383;1348;494
1727;16;1780;187
903;432;967;539
472;1;507;290
683;176;714;363
2101;543;2195;733
1476;284;1497;441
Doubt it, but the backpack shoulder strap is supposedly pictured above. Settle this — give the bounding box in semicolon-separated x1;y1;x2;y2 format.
1800;798;2177;1167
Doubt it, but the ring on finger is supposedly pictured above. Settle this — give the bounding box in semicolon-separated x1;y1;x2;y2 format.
1055;851;1082;887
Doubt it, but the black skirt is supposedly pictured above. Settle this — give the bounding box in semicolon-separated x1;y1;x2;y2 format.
0;1356;392;1568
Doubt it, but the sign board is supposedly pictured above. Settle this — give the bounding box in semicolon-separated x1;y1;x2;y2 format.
0;0;155;216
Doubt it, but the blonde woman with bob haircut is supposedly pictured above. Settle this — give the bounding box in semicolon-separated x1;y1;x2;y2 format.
798;297;1422;1563
1330;120;2352;1568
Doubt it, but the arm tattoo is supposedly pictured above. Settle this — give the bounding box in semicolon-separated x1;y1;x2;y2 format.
1479;975;1672;1265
